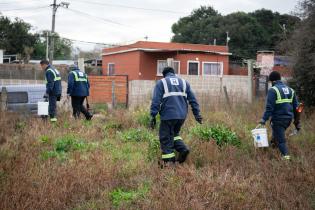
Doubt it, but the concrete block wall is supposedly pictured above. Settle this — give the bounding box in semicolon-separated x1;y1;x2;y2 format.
128;75;250;108
129;80;155;108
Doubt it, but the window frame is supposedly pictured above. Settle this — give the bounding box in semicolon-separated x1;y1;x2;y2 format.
156;60;180;76
107;63;115;76
202;61;224;77
187;60;200;76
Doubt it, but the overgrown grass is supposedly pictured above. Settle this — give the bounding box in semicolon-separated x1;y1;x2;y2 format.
0;101;314;210
190;123;241;147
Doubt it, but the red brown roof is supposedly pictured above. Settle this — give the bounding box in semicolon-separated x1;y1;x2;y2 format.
103;41;229;55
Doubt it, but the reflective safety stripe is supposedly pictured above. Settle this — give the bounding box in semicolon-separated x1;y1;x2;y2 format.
50;118;57;122
162;153;175;159
46;68;61;82
71;71;87;82
174;136;182;141
271;86;294;104
283;155;291;160
161;78;187;98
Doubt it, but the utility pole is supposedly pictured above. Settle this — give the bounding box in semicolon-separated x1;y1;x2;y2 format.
226;32;230;46
49;0;70;63
247;59;254;104
46;31;49;60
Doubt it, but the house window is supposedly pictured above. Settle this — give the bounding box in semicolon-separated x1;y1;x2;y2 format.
157;60;180;76
108;63;115;75
188;61;199;75
203;62;223;76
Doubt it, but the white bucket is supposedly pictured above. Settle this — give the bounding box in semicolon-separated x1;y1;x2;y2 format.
37;101;49;116
251;128;269;147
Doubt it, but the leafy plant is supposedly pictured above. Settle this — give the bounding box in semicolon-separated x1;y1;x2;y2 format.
133;109;161;128
39;135;50;143
190;124;241;147
110;183;149;207
103;121;122;130
118;128;155;142
147;137;160;162
40;135;96;160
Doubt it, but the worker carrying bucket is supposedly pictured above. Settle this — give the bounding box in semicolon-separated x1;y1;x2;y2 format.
257;71;301;160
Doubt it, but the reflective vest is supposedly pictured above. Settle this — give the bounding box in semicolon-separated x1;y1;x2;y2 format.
161;77;187;98
45;68;61;83
71;71;88;82
272;86;294;104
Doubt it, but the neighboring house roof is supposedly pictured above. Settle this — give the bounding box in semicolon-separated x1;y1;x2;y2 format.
102;41;231;56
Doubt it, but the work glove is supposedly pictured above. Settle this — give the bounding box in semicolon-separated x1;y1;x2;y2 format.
150;116;156;129
195;115;203;124
43;93;49;99
256;119;265;128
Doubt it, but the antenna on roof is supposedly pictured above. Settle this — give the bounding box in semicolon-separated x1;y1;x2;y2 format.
144;36;149;41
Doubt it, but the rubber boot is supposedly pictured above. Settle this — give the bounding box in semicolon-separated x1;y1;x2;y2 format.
177;150;190;163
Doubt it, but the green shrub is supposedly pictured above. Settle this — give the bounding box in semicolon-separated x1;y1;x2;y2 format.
103;121;122;130
135;110;151;127
147;137;160;162
110;183;149;207
40;135;96;160
118;128;155;142
190;124;241;147
132;108;160;128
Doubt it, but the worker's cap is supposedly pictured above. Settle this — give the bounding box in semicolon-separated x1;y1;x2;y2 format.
162;66;175;77
268;71;281;82
40;59;49;65
69;64;79;71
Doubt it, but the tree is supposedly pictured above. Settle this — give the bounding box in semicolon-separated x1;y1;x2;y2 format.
32;31;72;60
171;6;300;59
0;15;73;61
0;15;37;61
286;0;315;108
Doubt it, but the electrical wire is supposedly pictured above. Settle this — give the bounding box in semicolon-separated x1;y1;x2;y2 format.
0;5;49;12
68;0;189;15
62;7;129;27
0;0;46;5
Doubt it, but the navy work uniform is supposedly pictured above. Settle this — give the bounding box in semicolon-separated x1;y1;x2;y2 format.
67;67;92;120
150;70;201;163
261;80;298;158
45;65;62;122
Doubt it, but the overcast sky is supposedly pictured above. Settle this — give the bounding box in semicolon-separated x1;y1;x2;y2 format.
1;0;299;51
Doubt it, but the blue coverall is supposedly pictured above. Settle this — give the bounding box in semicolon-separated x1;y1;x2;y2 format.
261;80;298;156
150;72;201;162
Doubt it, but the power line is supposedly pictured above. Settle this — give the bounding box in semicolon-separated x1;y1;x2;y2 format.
0;5;49;12
68;0;188;15
0;0;45;5
62;7;130;27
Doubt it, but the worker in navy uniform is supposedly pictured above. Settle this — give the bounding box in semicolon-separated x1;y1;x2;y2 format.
150;66;202;166
40;59;62;122
67;65;93;120
259;71;300;160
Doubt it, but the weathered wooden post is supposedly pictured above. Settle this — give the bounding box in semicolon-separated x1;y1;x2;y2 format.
112;80;116;108
1;87;7;111
247;59;254;104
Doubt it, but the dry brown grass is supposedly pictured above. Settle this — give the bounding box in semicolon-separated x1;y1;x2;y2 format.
0;101;314;210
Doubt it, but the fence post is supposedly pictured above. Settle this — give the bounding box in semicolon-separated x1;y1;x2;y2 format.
112;80;116;108
1;87;7;111
223;86;231;108
247;59;254;103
